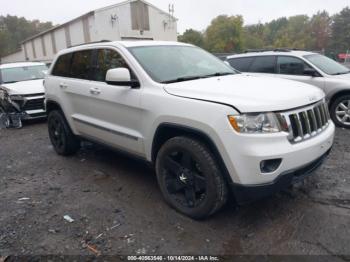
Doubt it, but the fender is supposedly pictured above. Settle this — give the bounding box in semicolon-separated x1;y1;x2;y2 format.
152;123;235;187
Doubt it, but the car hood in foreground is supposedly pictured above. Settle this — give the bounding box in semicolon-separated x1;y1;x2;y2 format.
164;74;325;113
1;79;45;95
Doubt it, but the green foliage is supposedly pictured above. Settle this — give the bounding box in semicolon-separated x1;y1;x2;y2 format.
0;15;53;57
205;15;244;53
178;7;349;55
330;7;350;53
178;29;204;48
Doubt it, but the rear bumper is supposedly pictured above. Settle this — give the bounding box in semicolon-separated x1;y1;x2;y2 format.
231;148;331;204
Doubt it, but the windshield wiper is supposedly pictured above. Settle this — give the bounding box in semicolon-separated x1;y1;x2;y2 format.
3;81;18;84
332;71;350;75
202;72;235;78
161;76;205;84
19;78;44;82
161;72;235;84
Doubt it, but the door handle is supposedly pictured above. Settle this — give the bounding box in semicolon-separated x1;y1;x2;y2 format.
59;83;68;89
89;87;101;95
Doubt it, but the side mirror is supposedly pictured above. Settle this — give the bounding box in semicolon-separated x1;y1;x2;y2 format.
106;68;140;88
303;68;319;77
224;61;230;66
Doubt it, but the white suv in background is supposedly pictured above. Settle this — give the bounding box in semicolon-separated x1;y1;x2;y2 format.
0;62;48;127
226;50;350;129
45;41;334;219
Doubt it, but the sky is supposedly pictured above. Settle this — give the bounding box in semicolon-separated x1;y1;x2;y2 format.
0;0;349;33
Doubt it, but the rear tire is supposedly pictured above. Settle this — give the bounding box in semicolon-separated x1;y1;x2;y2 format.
155;136;228;219
48;110;80;155
330;95;350;129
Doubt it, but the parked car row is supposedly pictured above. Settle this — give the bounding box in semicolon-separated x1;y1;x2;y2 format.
2;42;349;219
225;50;350;128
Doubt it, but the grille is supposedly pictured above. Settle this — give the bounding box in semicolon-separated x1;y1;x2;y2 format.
23;98;45;111
281;101;330;143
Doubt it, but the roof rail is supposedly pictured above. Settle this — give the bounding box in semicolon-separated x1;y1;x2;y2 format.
69;40;112;48
244;48;292;53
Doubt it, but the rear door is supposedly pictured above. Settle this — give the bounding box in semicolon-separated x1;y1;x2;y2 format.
247;56;277;77
54;49;96;129
275;56;325;89
71;48;144;156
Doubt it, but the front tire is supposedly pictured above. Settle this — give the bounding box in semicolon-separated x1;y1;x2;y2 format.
330;95;350;128
48;110;80;155
155;136;228;219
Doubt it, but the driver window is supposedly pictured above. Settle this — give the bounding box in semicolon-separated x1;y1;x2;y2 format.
277;56;312;76
93;49;135;82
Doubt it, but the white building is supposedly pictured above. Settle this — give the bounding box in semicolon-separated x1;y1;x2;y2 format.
0;0;177;63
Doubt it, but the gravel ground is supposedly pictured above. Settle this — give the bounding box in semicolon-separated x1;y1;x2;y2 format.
0;121;349;258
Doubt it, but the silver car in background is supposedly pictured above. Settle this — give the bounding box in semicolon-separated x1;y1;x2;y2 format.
226;50;350;128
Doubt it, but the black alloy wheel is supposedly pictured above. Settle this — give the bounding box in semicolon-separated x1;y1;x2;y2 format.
156;136;228;219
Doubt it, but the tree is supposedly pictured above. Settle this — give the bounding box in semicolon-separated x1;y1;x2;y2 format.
309;11;332;51
330;7;350;53
0;15;54;58
242;24;265;50
205;15;244;53
178;29;204;48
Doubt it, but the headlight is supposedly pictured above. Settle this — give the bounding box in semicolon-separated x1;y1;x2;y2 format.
228;113;287;134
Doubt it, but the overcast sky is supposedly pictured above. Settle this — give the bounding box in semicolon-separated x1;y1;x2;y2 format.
1;0;349;33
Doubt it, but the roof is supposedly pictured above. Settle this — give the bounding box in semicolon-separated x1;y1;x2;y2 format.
118;40;188;48
55;40;191;55
21;0;176;44
227;50;317;59
0;62;46;69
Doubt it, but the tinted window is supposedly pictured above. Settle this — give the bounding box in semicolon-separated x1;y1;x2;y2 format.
52;53;72;77
93;49;134;82
249;56;276;73
277;56;311;75
227;57;254;72
70;50;94;80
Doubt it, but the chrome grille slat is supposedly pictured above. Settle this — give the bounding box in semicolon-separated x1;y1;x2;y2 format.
280;101;330;143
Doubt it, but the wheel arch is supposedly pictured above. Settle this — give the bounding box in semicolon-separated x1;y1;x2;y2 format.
46;99;63;114
329;89;350;107
151;123;234;186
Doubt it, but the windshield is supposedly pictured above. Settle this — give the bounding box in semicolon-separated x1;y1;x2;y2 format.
128;45;236;83
0;65;48;84
304;54;350;75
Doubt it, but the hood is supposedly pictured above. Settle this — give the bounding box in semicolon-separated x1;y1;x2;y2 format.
164;74;325;113
332;72;350;80
1;79;45;95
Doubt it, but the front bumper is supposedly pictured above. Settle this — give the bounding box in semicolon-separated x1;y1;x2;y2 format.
231;148;331;204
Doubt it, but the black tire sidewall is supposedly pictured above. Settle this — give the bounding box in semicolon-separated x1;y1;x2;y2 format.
330;95;350;128
48;110;79;155
156;137;226;219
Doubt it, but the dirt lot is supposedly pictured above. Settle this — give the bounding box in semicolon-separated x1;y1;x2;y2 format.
0;121;350;258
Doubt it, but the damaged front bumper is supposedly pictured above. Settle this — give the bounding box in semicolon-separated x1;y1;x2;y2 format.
0;90;46;128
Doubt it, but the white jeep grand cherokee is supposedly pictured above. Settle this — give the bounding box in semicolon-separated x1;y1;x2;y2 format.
45;41;335;219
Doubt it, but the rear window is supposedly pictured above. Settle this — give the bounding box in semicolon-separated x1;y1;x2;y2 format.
249;56;276;73
227;57;254;72
52;53;72;77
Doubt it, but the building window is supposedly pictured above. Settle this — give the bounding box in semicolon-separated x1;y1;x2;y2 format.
130;0;150;31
